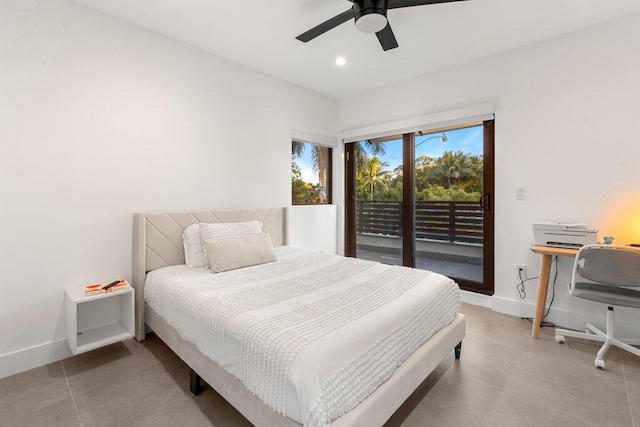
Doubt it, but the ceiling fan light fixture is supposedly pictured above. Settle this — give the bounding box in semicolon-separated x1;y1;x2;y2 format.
296;0;469;51
353;0;389;34
354;13;387;33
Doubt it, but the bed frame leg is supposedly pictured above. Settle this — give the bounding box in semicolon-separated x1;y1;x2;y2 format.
454;342;462;360
190;368;203;396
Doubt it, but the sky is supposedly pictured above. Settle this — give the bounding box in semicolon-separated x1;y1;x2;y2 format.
294;125;483;184
295;144;320;184
366;125;484;171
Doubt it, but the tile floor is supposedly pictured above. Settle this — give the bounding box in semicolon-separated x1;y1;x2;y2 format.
1;304;638;426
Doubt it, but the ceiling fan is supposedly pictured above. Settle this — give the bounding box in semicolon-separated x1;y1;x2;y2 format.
296;0;470;51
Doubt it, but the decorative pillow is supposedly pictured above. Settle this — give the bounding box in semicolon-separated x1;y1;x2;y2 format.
203;232;277;273
182;223;205;268
199;220;263;268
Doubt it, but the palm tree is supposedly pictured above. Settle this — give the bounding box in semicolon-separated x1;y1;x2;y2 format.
452;152;474;187
361;156;389;201
292;140;304;158
356;140;386;165
311;146;329;202
292;141;328;202
415;155;434;190
355;140;387;201
432;151;459;188
463;154;483;192
292;139;386;203
431;151;481;189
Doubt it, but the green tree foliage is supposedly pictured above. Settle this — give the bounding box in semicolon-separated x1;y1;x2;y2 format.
292;140;304;158
291;161;321;204
356;140;386;165
356;149;483;202
358;156;389;201
291;142;328;204
293;139;387;204
416;185;480;202
294;138;484;205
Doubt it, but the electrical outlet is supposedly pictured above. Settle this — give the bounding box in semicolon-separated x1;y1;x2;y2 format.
516;264;526;280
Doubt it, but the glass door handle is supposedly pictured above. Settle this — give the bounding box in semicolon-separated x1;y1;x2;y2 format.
479;193;491;211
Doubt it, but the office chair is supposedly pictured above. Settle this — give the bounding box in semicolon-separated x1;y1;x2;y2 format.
555;244;640;369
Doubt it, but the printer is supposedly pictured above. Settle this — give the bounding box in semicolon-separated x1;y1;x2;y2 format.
532;222;598;249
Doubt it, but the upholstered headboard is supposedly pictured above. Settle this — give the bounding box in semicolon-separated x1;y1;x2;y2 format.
132;207;287;340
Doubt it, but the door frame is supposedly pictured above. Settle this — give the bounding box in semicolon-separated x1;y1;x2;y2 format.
456;119;494;295
344;143;357;258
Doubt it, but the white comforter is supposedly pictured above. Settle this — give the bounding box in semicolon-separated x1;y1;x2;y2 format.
145;247;460;426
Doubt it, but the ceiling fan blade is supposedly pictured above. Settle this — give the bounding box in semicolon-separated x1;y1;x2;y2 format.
376;23;399;51
388;0;470;9
296;9;354;42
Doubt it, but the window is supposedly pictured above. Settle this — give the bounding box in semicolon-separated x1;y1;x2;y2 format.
292;140;332;205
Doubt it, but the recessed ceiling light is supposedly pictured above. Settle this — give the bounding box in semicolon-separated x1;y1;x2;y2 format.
335;56;346;67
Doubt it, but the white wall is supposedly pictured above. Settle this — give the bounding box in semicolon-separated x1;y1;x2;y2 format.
337;13;640;334
0;0;336;377
288;205;338;254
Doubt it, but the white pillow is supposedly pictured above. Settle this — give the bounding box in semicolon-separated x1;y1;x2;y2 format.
182;224;205;268
199;220;263;268
203;232;277;273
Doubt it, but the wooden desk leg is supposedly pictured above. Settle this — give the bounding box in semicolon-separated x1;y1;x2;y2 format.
532;254;553;339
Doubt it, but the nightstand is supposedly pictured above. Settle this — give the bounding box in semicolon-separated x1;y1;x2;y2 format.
65;286;135;354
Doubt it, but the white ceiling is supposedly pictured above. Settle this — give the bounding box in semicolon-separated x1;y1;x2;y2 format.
71;0;640;100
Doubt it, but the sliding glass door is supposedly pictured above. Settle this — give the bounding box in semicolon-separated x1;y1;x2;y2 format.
353;136;404;266
345;121;494;294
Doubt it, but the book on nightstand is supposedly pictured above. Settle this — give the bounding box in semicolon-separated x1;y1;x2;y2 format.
85;280;131;296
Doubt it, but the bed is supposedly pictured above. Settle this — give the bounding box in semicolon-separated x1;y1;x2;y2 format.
132;207;465;427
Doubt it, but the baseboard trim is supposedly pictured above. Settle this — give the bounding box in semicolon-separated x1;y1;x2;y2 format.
460;290;492;308
491;296;640;340
0;338;72;379
491;296;535;318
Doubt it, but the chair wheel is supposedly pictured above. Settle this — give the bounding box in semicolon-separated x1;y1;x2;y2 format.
555;335;565;343
595;358;605;370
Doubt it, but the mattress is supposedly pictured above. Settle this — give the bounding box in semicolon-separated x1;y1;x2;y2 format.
145;246;460;426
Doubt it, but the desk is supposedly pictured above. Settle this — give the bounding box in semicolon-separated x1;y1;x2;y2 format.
529;245;578;338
